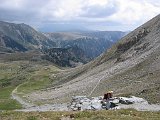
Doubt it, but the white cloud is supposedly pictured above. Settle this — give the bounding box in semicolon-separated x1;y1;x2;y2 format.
0;0;25;9
107;0;160;25
87;0;109;6
0;0;159;31
52;0;84;19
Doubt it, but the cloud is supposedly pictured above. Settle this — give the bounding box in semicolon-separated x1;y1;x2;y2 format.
107;0;160;25
0;0;159;31
0;0;24;9
81;0;118;18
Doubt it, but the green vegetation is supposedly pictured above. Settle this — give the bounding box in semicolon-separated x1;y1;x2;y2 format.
0;109;159;120
0;62;24;110
17;65;60;94
0;87;22;110
0;61;60;110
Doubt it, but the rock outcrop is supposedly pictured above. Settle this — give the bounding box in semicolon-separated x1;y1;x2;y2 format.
69;96;153;111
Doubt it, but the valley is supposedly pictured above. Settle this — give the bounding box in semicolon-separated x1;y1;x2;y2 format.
24;14;160;107
0;10;160;120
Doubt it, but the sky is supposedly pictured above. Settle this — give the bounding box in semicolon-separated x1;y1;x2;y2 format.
0;0;160;32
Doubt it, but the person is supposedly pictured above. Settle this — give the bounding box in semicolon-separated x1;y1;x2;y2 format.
103;91;113;100
102;91;113;110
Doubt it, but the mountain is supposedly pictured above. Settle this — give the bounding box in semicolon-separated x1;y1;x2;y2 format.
75;31;126;42
0;21;56;52
0;21;121;67
0;21;125;64
44;32;87;41
42;46;89;67
28;14;160;104
0;21;90;66
45;31;125;59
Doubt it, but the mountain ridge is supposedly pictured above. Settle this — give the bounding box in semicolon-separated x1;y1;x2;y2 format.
0;21;125;62
45;31;125;59
27;14;160;104
0;21;56;51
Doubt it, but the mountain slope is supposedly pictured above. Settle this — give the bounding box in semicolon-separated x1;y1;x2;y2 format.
45;31;125;59
27;14;160;104
42;46;89;67
0;32;27;52
44;32;87;41
75;31;126;42
0;21;56;52
58;37;113;59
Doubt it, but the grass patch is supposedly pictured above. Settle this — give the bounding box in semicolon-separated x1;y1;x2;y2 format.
0;109;160;120
17;76;50;94
0;99;21;110
17;65;60;94
0;87;13;99
0;61;60;110
0;87;22;110
0;78;12;87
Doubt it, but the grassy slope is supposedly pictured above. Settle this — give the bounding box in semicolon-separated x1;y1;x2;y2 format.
0;60;60;110
0;87;22;110
0;109;160;120
0;62;25;110
17;65;60;94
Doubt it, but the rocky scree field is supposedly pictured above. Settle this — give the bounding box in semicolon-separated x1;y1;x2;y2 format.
27;14;160;106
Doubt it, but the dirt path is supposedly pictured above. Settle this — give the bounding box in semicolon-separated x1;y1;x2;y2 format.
16;103;69;112
12;85;160;112
11;82;35;108
11;83;69;111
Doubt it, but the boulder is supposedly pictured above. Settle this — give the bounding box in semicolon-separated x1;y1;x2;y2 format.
118;97;134;104
91;102;102;110
91;99;102;110
112;98;119;104
70;96;148;111
81;102;92;110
